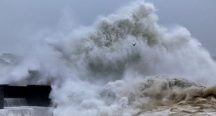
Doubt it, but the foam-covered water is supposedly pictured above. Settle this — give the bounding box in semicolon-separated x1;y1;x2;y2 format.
0;0;216;116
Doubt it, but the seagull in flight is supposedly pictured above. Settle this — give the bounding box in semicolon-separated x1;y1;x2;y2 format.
132;43;136;46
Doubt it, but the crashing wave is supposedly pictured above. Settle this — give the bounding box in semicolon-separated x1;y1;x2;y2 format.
0;0;216;116
100;76;216;115
49;1;216;115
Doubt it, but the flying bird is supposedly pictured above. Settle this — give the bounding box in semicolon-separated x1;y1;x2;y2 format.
132;43;136;46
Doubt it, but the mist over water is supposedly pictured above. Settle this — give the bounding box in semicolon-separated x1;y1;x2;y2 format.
0;1;216;116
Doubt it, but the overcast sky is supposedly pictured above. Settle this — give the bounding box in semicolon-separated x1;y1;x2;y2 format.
0;0;215;55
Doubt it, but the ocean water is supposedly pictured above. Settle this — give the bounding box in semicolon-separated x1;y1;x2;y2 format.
0;1;216;116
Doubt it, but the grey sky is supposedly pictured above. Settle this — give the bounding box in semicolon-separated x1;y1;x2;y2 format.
0;0;215;55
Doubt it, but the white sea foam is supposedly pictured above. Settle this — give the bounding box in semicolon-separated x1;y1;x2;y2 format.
0;1;216;116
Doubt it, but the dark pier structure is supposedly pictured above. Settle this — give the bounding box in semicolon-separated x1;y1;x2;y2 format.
0;85;51;109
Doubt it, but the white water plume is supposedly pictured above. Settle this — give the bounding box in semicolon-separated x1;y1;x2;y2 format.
0;0;216;116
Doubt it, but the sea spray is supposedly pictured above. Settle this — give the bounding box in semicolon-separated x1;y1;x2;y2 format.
49;1;216;115
0;0;216;116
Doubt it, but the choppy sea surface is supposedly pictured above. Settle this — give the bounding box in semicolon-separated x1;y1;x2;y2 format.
1;1;216;116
